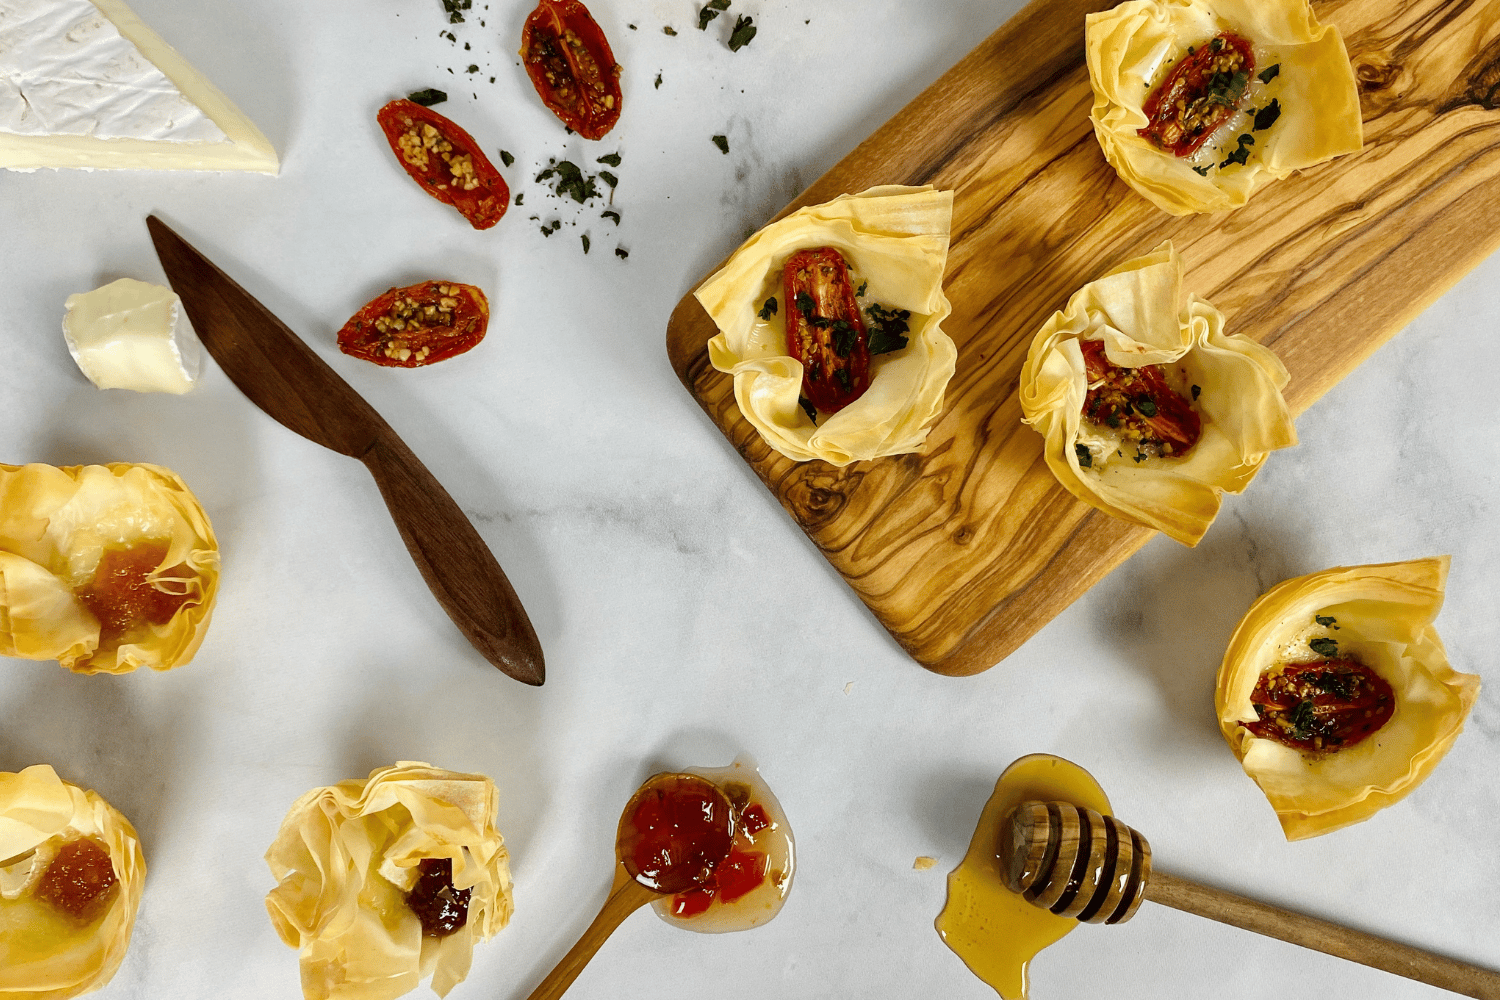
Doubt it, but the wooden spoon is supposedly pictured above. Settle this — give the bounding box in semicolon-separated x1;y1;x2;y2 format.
1002;801;1500;999
524;773;737;1000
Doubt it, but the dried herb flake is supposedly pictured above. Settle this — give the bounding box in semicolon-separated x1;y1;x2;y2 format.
408;89;448;107
758;296;778;321
728;15;757;51
499;149;515;167
1258;63;1281;84
712;134;729;154
1309;637;1340;658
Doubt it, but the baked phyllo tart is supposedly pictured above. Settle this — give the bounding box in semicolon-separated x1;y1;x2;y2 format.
1085;0;1363;215
0;765;146;1000
1019;242;1295;546
1215;557;1480;840
265;763;514;1000
696;185;957;466
0;462;219;674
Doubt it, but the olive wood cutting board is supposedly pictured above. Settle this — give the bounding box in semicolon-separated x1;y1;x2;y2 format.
665;0;1500;676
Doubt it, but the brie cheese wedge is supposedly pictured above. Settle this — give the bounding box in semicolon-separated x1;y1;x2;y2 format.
0;0;278;172
62;278;201;394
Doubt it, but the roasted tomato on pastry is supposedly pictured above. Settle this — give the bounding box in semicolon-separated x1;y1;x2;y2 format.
697;186;957;467
1215;557;1480;840
1019;242;1296;546
0;463;219;674
1085;0;1363;215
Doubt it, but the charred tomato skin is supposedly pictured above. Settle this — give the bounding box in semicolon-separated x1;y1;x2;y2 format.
520;0;622;140
783;247;871;413
338;281;489;368
1138;32;1255;157
377;99;510;230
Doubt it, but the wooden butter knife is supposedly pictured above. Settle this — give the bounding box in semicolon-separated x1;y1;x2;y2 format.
148;216;544;686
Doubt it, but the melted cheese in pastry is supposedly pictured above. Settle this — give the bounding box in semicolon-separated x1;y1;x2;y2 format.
1019;242;1296;546
0;764;146;1000
1086;0;1363;215
696;186;957;467
1215;557;1480;840
264;763;514;1000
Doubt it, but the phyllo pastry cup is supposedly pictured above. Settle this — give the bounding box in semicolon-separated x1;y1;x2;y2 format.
0;462;219;674
696;185;957;466
1086;0;1363;215
0;764;146;1000
1019;242;1295;546
1215;557;1480;840
265;763;514;1000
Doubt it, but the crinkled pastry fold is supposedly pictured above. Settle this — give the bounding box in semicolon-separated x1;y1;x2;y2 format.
265;763;514;1000
697;185;957;466
0;764;146;1000
0;462;219;674
1215;557;1480;840
1019;242;1295;545
1086;0;1363;215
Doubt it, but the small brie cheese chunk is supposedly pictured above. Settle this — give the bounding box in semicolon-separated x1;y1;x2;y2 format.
62;278;201;394
0;0;279;173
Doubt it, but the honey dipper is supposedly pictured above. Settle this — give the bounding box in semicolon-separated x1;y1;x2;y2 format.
1002;801;1500;999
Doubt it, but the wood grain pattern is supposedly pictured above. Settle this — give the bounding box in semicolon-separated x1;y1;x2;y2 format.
665;0;1500;675
1006;801;1500;996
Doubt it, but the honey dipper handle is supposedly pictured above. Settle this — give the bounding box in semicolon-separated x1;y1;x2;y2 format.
524;866;658;1000
1147;871;1500;999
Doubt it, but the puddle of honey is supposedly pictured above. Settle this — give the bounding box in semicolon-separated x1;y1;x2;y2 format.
936;754;1111;999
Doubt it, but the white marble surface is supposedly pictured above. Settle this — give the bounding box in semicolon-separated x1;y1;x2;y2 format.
2;1;1498;998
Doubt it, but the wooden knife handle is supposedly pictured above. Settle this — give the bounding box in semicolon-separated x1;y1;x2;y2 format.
360;429;544;685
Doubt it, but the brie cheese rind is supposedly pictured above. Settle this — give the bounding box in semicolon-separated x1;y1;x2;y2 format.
0;462;219;674
0;764;146;1000
0;0;279;173
697;186;957;467
1085;0;1362;215
265;763;514;1000
1019;242;1295;546
1215;557;1480;840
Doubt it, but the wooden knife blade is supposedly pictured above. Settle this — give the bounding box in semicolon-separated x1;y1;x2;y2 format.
148;215;544;686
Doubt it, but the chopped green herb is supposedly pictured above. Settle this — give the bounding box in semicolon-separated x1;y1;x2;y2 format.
1134;396;1158;418
1312;671;1355;701
1315;615;1339;629
758;296;778;321
597;153;622;167
444;31;456;42
698;0;730;30
549;160;598;203
581;234;591;254
663;25;677;35
1075;443;1093;468
499;149;514;167
1288;700;1317;741
408;88;448;107
601;209;621;224
1258;63;1281;84
615;247;629;260
540;220;560;237
1191;384;1201;400
598;170;618;188
629;23;637;29
1253;98;1281;132
795;291;816;320
856;281;867;297
1209;36;1223;52
799;396;818;424
728;14;757;51
1133;451;1148;464
866;302;911;355
1309;637;1340;658
440;0;471;24
535;167;555;182
829;319;858;358
712;134;729;154
515;193;524;205
654;72;663;89
1191;164;1210;176
834;366;853;393
1220;133;1255;168
466;64;479;74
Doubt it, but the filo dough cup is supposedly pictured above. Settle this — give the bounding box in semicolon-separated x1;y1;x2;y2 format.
265;763;514;1000
0;462;219;674
1215;557;1480;840
1085;0;1363;215
696;185;957;467
1019;242;1295;546
0;765;146;1000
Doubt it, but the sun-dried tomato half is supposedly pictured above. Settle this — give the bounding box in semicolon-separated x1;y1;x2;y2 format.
1243;659;1395;753
520;0;622;140
1139;32;1255;157
338;282;489;368
1079;339;1201;458
376;99;509;229
784;247;871;413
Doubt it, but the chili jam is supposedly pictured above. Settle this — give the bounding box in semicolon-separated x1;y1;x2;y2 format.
34;837;118;922
667;781;777;919
406;858;471;937
1139;32;1255;156
1244;659;1395;752
74;540;193;646
1080;339;1201;459
621;774;734;895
